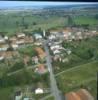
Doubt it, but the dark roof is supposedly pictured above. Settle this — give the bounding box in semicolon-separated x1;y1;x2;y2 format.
15;91;21;96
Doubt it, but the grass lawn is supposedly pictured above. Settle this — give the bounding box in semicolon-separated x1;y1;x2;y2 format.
0;87;14;100
56;60;98;98
45;96;55;100
74;16;98;25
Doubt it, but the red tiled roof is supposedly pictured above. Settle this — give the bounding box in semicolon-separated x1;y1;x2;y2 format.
76;89;94;100
65;89;94;100
66;92;81;100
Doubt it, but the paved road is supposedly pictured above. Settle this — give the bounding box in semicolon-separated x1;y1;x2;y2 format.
43;40;61;100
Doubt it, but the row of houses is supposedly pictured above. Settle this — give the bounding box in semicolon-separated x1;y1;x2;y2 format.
0;51;19;60
49;28;98;41
0;33;34;61
48;35;71;62
0;33;34;52
10;33;34;50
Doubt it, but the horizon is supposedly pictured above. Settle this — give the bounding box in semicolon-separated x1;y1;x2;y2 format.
0;1;97;8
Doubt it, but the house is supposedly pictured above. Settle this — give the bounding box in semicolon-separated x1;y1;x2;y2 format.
50;30;60;34
48;34;56;40
0;36;5;43
76;89;94;100
16;33;25;38
0;55;4;61
65;89;94;100
9;36;17;44
32;56;39;64
15;91;22;100
34;41;42;46
53;55;60;61
50;45;61;51
35;64;47;74
16;39;25;45
0;51;19;59
11;44;18;50
66;92;81;100
4;36;8;40
34;33;42;40
23;97;29;100
35;47;46;59
35;88;44;94
53;49;61;55
24;36;34;44
0;44;9;51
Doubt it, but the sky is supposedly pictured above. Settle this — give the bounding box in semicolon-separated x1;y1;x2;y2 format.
0;1;97;8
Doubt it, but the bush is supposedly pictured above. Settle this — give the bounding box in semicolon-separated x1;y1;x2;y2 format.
8;61;24;72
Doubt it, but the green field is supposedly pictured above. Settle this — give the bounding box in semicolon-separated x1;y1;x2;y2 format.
0;87;14;100
56;61;98;98
45;96;55;100
0;13;66;36
74;16;98;25
0;12;98;36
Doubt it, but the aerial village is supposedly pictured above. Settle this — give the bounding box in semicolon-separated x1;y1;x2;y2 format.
0;26;97;100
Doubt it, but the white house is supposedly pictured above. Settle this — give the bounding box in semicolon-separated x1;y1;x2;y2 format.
34;42;42;46
50;45;61;51
11;44;19;50
0;56;4;61
53;49;61;55
34;34;42;40
48;34;56;40
35;88;44;94
15;91;22;100
0;37;5;43
4;36;8;40
17;33;25;38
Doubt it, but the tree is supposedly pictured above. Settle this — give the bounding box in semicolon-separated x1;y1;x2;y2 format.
67;15;74;27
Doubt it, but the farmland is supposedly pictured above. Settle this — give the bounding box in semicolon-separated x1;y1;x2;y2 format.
0;10;98;36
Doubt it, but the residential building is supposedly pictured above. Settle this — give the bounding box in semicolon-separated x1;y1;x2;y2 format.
11;44;18;50
35;88;44;94
53;49;61;55
65;89;94;100
24;36;34;44
16;33;26;38
35;47;46;59
0;51;19;59
15;91;22;100
35;64;47;74
34;33;42;40
0;55;4;61
16;39;25;45
0;36;5;43
48;34;56;40
32;56;39;64
0;44;9;51
23;97;29;100
4;36;8;40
